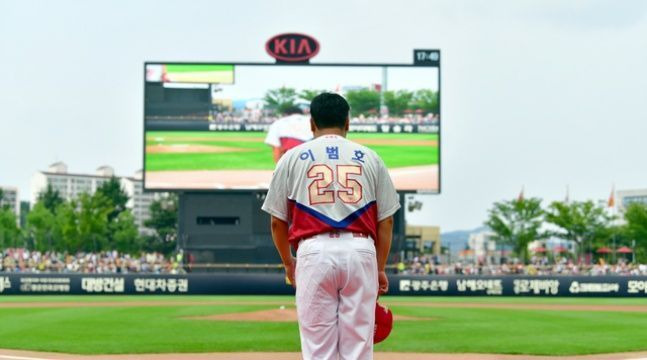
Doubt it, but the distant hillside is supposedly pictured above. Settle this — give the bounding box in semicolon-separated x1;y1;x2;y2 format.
441;226;487;256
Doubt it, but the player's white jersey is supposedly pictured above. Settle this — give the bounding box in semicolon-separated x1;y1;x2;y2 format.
264;114;313;151
262;134;400;248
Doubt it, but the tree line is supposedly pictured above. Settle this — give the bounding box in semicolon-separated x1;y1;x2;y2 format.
6;183;645;265
0;179;178;256
346;88;438;117
262;87;439;117
485;197;647;264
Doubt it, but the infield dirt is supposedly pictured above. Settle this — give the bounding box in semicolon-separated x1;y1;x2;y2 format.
146;144;251;154
144;164;438;190
148;135;438;147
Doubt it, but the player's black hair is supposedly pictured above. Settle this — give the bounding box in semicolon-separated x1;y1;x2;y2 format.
310;92;350;130
283;106;303;115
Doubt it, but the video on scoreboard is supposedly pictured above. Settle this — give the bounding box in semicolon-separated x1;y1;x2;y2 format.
144;63;440;192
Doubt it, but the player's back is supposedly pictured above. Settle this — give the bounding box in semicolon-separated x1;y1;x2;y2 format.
275;134;399;247
261;93;400;360
264;114;313;152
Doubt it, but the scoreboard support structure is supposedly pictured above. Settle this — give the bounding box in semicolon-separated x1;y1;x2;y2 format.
177;191;407;268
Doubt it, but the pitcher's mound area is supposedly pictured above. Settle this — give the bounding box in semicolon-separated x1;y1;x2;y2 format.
183;307;434;322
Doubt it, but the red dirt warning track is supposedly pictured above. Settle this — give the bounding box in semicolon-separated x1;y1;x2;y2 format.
2;300;647;312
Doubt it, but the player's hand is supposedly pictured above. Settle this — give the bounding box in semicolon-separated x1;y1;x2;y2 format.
284;257;296;288
378;270;389;295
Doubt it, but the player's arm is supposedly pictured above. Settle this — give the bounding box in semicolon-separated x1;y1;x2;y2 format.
270;215;295;286
265;122;282;163
374;156;401;295
261;152;294;287
272;146;284;162
376;216;394;295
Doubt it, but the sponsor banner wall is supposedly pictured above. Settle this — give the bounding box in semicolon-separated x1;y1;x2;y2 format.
2;274;647;296
0;273;293;295
394;275;647;297
146;121;439;134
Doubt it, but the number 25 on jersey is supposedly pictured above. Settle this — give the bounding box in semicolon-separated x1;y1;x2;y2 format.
307;164;363;205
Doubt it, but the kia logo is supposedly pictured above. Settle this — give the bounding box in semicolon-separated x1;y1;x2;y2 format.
266;33;320;62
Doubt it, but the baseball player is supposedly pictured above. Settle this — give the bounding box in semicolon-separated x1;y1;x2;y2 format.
262;92;400;359
264;106;314;162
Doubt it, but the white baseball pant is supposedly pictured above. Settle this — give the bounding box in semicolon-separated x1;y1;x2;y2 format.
295;232;378;360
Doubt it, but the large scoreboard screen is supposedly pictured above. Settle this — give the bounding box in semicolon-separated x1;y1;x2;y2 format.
144;59;440;192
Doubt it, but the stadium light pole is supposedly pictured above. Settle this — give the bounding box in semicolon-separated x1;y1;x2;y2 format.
612;233;617;264
610;205;617;264
380;66;387;115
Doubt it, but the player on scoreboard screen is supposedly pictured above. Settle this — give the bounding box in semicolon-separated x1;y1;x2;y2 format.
264;106;314;162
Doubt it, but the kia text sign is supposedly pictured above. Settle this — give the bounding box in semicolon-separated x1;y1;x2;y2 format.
266;33;320;62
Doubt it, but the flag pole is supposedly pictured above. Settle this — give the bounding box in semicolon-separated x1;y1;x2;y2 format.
608;184;616;264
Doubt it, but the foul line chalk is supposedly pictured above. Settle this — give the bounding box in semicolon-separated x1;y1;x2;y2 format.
0;355;54;360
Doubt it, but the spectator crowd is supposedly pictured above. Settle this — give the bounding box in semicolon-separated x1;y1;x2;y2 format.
6;247;646;276
0;248;184;274
397;255;647;276
204;111;440;125
149;110;440;126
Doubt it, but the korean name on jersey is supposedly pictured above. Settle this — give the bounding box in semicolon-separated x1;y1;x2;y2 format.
262;134;400;249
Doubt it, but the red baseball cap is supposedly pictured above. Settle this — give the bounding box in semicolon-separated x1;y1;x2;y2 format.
374;301;393;344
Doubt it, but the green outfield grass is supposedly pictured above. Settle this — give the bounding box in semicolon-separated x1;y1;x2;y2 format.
1;295;647;355
145;131;439;171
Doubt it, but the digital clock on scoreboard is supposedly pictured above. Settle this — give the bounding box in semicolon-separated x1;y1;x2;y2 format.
414;49;440;66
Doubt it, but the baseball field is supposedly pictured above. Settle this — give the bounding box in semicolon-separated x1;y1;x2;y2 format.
2;295;647;360
144;131;439;190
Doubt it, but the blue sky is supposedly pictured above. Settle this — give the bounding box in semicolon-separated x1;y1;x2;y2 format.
1;0;646;231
